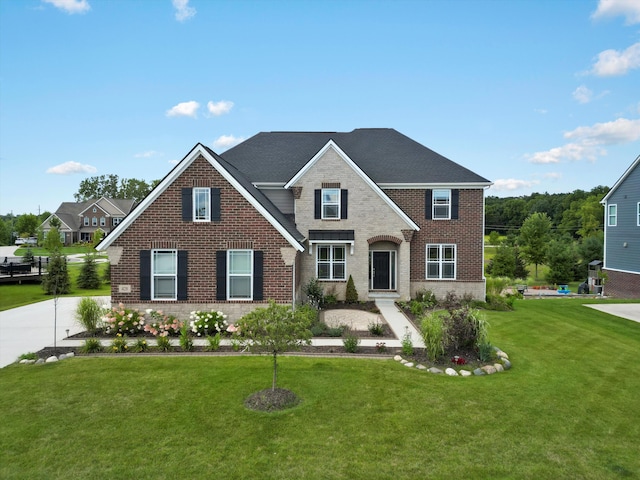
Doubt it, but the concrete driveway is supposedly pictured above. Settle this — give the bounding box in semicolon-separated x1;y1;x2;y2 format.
585;303;640;324
0;296;110;368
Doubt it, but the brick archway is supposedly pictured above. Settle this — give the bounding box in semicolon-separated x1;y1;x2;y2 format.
367;235;403;245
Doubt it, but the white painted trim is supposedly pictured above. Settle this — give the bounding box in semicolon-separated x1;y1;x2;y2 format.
378;182;492;189
603;267;640;275
97;144;305;252
284;140;420;231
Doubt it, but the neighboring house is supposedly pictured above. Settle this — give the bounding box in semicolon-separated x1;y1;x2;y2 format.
97;128;492;320
601;155;640;298
41;197;136;245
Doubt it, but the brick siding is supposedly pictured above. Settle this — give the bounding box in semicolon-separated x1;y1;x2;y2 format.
604;269;640;298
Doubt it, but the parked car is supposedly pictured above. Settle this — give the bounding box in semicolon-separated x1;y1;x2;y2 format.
14;237;37;246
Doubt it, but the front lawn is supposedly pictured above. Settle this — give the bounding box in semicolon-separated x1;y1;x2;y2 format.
0;263;110;311
1;299;638;479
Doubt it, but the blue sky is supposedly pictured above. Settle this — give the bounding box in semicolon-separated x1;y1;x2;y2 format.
1;0;639;215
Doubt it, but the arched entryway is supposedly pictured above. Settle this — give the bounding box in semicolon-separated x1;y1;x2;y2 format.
368;236;402;291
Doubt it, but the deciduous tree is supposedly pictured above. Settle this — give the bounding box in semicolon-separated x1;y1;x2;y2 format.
519;212;552;279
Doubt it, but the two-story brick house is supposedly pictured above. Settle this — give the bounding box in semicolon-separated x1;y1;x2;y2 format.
42;197;136;245
601;155;640;298
97;129;491;320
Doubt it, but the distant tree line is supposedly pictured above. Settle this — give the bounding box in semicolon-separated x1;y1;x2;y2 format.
74;174;160;202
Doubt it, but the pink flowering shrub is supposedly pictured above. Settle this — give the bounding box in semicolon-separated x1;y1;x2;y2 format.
189;310;228;337
143;309;183;337
103;303;145;335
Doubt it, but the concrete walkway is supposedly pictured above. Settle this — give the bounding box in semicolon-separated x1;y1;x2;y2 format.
585;303;640;324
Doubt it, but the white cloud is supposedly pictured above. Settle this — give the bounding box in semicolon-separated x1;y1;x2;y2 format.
564;117;640;144
172;0;196;22
528;117;640;164
166;101;200;118
572;85;593;104
592;0;640;24
47;161;97;175
207;100;234;116
134;150;160;158
490;179;540;192
213;135;245;150
591;42;640;76
42;0;90;14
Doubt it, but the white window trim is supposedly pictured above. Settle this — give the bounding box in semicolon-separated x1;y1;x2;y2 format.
193;187;211;222
432;189;451;220
83;217;89;226
92;217;98;226
321;188;340;220
608;204;617;227
316;244;347;281
426;244;457;280
151;249;177;301
637;202;640;227
112;217;122;226
227;249;253;301
100;217;106;226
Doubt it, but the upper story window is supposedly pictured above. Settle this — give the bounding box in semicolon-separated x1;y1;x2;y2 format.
426;244;456;280
92;217;98;226
92;207;97;213
182;187;220;222
84;216;89;226
637;203;640;227
193;187;211;221
152;250;177;300
608;204;617;227
322;188;340;219
112;217;122;226
432;189;451;219
100;217;106;226
228;250;253;300
317;245;346;280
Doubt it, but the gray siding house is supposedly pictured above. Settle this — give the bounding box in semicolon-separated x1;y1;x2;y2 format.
601;155;640;298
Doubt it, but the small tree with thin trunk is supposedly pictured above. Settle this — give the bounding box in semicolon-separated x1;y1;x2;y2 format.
235;300;313;392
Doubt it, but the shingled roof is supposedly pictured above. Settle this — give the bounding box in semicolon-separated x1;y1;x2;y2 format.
220;128;491;185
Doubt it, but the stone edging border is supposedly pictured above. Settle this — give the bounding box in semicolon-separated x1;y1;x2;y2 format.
393;346;511;377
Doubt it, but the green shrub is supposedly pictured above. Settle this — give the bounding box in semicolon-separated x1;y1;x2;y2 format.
18;352;38;360
345;275;358;303
415;289;437;306
189;310;227;337
420;313;446;362
324;294;337;305
102;262;111;284
110;334;128;353
327;326;345;337
342;330;360;353
179;325;194;352
205;333;221;351
22;248;34;265
103;303;145;335
368;321;384;336
155;335;172;352
478;343;495;362
144;310;183;336
310;323;327;337
75;297;103;333
304;278;324;308
131;338;149;353
79;338;102;354
42;252;71;295
401;329;414;356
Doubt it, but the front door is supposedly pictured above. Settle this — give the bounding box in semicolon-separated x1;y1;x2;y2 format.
371;251;396;290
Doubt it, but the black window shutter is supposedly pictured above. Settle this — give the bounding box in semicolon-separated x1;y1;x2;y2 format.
425;190;433;220
211;188;221;221
314;189;321;219
140;250;151;300
177;250;188;300
341;189;348;219
253;251;264;301
216;250;227;300
182;188;192;221
451;189;459;220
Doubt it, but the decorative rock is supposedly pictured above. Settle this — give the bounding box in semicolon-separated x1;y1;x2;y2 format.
416;364;427;370
502;359;512;370
404;362;414;368
496;351;509;360
400;359;408;364
19;359;35;364
394;355;403;361
459;369;472;377
66;352;75;357
428;367;443;374
493;363;504;373
35;358;44;364
45;356;58;363
481;365;497;375
58;354;67;360
473;368;485;376
445;368;458;376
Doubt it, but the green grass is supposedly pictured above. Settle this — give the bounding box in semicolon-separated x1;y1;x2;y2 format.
1;299;638;479
0;263;110;311
13;245;101;256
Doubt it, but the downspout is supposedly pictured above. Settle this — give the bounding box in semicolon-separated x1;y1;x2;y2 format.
292;257;296;310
